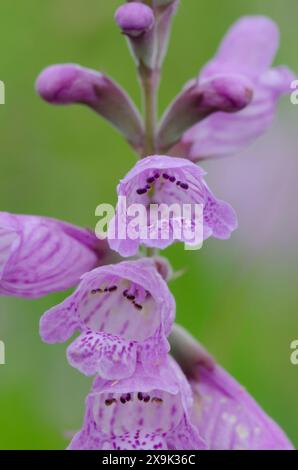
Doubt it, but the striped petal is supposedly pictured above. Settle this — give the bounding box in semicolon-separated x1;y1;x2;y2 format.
0;212;108;298
191;364;294;450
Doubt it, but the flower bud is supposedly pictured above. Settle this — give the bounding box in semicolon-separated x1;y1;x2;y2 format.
115;2;154;38
36;64;143;149
158;74;253;152
115;3;156;69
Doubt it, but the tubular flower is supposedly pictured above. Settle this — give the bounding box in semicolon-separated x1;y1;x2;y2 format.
191;364;294;450
176;16;296;161
40;259;175;380
0;212;110;298
68;357;206;450
108;155;237;257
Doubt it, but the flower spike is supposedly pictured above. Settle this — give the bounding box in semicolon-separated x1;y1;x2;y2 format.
115;3;156;69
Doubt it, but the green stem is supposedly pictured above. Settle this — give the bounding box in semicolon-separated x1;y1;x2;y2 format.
139;64;160;257
140;64;160;156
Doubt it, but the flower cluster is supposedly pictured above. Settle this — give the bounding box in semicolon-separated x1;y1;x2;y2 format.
1;0;295;450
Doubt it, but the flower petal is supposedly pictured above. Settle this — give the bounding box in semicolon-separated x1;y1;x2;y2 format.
0;212;107;298
191;365;294;450
67;331;138;379
68;358;206;450
201;16;279;79
182;66;295;161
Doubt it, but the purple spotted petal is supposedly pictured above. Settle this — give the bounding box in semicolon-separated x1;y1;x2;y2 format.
191;364;294;450
68;357;206;450
179;16;296;161
67;331;138;379
108;155;237;256
0;212;108;298
40;258;175;379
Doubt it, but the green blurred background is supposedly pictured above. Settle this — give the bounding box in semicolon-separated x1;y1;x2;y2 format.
0;0;297;449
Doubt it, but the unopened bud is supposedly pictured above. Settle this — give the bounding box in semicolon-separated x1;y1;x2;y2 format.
158;74;253;152
115;3;156;69
36;64;143;149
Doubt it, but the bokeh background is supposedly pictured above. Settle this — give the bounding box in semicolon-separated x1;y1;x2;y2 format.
0;0;297;449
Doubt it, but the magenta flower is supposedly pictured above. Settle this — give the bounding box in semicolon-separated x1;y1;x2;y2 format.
0;212;110;298
68;357;206;450
40;259;175;380
191;364;294;450
174;16;295;161
108;155;237;257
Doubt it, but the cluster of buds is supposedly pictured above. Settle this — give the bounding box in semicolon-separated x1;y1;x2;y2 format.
0;1;295;450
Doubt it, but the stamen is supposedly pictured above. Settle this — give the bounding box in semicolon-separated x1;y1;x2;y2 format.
120;396;127;404
162;173;170;180
126;393;132;402
126;294;135;301
108;285;118;292
169;176;176;183
152;397;163;404
154;173;160;179
91;288;103;294
137;392;143;401
180;182;189;190
133;302;143;310
146;176;155;184
136;188;147;195
105;398;117;406
143;395;150;403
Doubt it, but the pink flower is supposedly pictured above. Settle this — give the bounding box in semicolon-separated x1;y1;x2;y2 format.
0;212;111;298
108;155;237;257
68;357;206;450
174;16;295;161
40;259;175;380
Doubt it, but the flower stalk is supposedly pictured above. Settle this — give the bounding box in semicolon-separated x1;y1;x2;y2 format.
139;64;160;156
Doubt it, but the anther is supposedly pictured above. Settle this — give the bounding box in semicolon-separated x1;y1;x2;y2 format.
91;288;102;294
133;302;143;310
108;285;118;292
105;398;117;406
162;173;170;180
146;176;155;184
180;182;189;190
152;397;163;404
136;188;147;195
